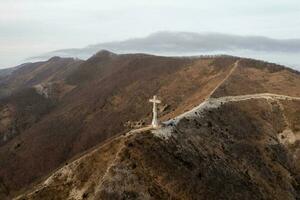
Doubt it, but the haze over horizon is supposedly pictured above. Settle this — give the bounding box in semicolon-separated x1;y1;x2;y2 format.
1;0;300;69
27;31;300;71
1;2;300;199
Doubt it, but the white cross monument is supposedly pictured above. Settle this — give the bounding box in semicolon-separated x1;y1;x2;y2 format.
149;95;161;128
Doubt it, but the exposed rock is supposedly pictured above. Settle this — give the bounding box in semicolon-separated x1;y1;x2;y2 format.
124;120;146;129
158;104;170;113
34;81;76;100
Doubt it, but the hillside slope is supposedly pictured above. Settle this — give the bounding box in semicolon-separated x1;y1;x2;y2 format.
0;53;242;198
15;93;300;200
0;52;300;199
211;59;300;97
0;57;82;98
0;57;83;147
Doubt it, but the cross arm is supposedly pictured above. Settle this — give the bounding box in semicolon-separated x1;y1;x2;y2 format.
149;99;161;103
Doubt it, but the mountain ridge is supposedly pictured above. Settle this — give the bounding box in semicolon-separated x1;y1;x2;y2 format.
0;52;299;199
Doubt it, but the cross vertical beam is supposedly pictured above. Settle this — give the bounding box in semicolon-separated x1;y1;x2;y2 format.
149;95;161;128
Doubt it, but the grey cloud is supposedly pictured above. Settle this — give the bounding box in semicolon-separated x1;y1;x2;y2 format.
27;31;300;71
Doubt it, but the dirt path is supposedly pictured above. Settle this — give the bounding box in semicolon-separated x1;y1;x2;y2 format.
212;93;300;102
208;60;240;97
167;93;300;125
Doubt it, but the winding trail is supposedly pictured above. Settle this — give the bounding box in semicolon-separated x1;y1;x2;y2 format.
208;60;240;97
164;59;298;125
166;93;300;125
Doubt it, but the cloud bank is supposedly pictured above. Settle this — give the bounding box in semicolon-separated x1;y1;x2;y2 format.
31;31;300;70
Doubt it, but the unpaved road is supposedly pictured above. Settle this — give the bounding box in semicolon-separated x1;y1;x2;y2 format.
210;93;300;102
167;93;300;125
208;60;240;97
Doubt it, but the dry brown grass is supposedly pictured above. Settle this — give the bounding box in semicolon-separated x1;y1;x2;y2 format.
0;53;299;199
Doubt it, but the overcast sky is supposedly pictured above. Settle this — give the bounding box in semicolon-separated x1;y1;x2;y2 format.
1;0;300;68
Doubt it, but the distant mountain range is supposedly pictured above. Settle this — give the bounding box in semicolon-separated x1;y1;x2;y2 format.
29;31;300;70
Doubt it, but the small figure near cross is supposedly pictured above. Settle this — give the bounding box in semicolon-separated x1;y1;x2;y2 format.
149;95;161;128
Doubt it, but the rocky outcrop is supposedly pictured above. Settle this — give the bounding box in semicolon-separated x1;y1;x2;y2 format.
34;81;76;100
124;120;146;129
